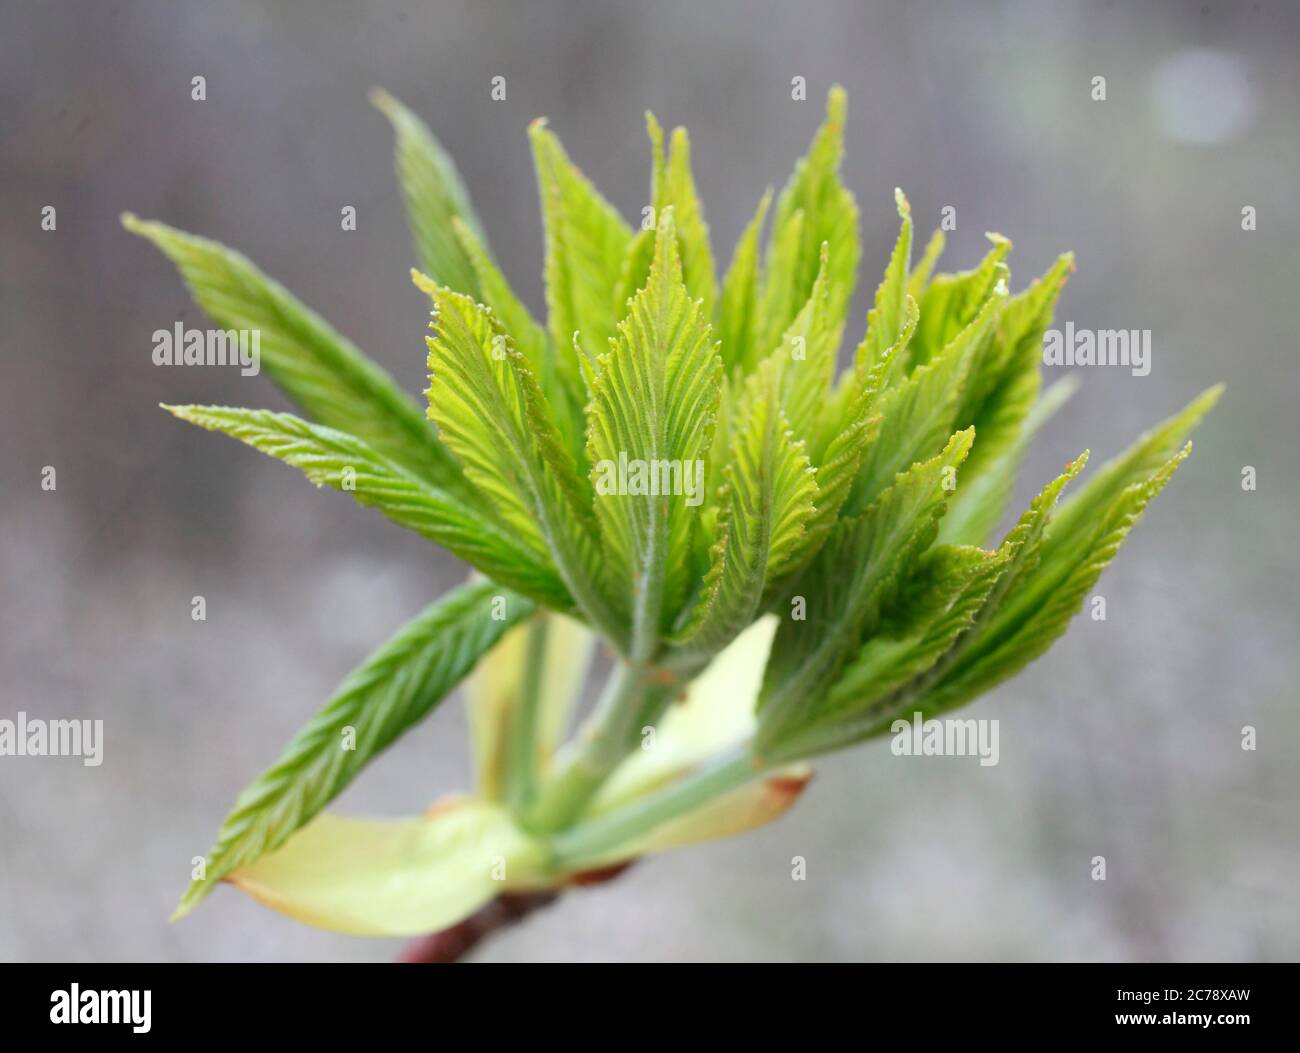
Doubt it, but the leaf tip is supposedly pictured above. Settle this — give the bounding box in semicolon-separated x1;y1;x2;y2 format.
410;268;439;298
826;84;847;124
368;86;398;118
985;231;1014;254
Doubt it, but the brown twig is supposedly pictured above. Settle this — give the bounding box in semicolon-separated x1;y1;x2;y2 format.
396;862;634;963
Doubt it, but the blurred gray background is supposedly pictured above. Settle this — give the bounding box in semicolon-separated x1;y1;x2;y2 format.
1;0;1297;961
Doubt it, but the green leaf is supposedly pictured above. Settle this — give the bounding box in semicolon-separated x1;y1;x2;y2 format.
859;189;915;374
450;216;588;469
173;580;534;920
587;210;723;658
938;375;1078;547
371;88;485;298
1049;384;1223;552
614;226;657;327
530;119;634;396
908;227;946;302
782;453;1088;758
949;253;1075;503
616;114;720;332
123;214;472;499
419;276;624;642
672;363;817;657
652;116;717;316
922;386;1221;713
755;428;974;755
757;207;806;362
910;234;1011;369
759;86;860;356
775;544;1010;759
228;801;547;936
846;282;1005;515
763;246;839;442
165;405;571;608
771;296;910;589
450;217;549;373
717;189;772;375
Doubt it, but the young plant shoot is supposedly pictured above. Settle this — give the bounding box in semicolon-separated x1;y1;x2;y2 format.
124;86;1220;943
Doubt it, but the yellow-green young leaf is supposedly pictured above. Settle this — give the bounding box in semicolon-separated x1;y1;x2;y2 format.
371;89;485;299
757;207;805;360
615;226;657;319
756;428;975;754
790;394;881;576
649;115;717;316
939;375;1078;547
773;544;1009;760
616;114;719;329
847;282;1006;515
759;86;860;356
123;215;471;499
948;254;1075;511
586;210;722;657
419;277;623;642
908;227;946;302
1049;384;1223;556
164;405;571;608
717;189;772;375
464;609;596;805
530;119;634;397
173;580;534;921
450;217;549;373
793;296;918;572
962;252;1073;425
910;234;1012;369
228;802;548;936
451;216;587;472
921;435;1203;716
782;452;1088;759
859;189;915;374
758;245;837;442
918;391;1221;705
672;364;817;657
620;764;810;858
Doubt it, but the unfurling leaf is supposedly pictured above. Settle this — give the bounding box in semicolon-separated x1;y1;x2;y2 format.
229;802;547;937
672;365;817;657
123;215;471;498
586;210;722;658
164;405;572;607
371;88;487;299
759;85;860;357
175;581;532;920
419;277;624;641
756;428;975;757
530;118;633;396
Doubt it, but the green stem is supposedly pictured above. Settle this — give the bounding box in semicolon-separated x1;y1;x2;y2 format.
503;615;550;812
524;660;677;833
548;743;763;867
